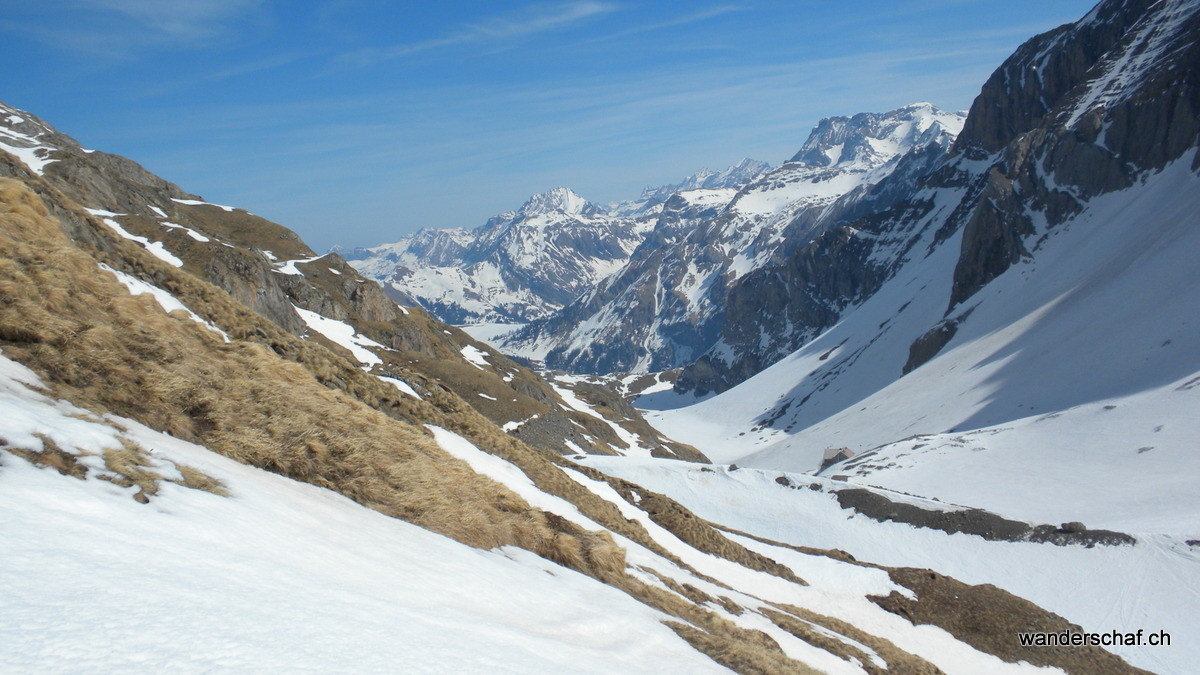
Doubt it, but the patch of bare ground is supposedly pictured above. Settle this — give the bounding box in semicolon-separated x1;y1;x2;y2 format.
714;523;1151;674
4;434;89;480
1;433;226;502
765;604;943;674
870;568;1153;674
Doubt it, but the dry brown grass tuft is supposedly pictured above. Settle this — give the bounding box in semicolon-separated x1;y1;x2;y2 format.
665;620;818;675
764;604;943;674
5;434;89;479
99;440;162;502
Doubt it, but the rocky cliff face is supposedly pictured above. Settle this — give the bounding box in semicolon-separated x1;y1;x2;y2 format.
0;101;704;462
677;0;1200;395
502;103;964;375
947;0;1199;309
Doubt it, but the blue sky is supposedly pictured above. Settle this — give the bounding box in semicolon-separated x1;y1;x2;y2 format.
3;1;1095;250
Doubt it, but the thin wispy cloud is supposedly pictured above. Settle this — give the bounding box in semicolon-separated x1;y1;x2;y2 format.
132;51;312;99
591;4;748;42
71;0;264;42
334;1;619;68
1;0;265;57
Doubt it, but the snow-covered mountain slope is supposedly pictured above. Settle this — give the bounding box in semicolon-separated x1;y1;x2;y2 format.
579;455;1198;675
647;0;1200;535
501;103;965;374
6;100;1153;672
343;187;653;324
607;158;771;217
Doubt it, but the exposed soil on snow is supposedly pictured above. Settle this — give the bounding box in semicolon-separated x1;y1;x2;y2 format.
871;568;1153;675
833;487;1136;546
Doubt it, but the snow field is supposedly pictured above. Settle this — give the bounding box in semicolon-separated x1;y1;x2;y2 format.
89;209;184;268
649;149;1200;538
292;304;385;367
427;425;1063;673
578;455;1198;675
100;264;229;343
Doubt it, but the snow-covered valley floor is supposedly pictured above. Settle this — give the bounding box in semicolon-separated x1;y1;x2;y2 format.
577;455;1199;675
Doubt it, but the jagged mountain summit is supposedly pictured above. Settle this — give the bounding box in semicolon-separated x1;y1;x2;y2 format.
344;158;772;327
500;102;965;374
342;187;652;324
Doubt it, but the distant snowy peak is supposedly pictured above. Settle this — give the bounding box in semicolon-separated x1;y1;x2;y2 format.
609;158;771;217
518;187;596;217
645;158;772;197
346;185;649;324
722;103;964;221
789;102;966;168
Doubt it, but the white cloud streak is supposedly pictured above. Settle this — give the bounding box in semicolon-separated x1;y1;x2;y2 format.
1;0;265;57
590;4;748;41
335;1;620;67
70;0;264;42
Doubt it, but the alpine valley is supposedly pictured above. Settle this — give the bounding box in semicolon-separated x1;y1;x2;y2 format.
3;0;1199;674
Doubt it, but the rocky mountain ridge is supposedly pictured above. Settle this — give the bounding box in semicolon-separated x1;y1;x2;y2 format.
343;159;771;326
500;103;965;375
341;187;651;324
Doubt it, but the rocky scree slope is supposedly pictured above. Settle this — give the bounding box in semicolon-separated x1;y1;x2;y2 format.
0;100;1152;674
501;104;965;376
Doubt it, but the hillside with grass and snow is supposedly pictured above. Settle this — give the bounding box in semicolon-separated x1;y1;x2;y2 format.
3;0;1198;672
2;96;1148;673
